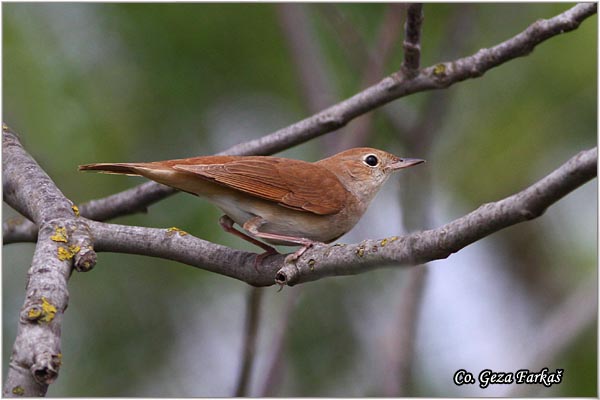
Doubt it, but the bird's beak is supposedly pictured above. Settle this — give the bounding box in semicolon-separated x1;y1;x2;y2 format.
388;158;425;171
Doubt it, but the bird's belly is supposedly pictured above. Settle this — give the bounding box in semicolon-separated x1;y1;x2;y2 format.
208;195;355;246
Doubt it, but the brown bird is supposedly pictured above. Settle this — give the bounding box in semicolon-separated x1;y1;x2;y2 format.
79;148;424;263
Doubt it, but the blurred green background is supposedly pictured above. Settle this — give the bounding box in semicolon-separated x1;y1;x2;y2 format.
3;3;596;396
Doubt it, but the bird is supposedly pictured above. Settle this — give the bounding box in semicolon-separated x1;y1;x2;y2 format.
79;148;424;263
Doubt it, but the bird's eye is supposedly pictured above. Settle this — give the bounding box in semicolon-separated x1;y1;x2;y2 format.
364;154;379;167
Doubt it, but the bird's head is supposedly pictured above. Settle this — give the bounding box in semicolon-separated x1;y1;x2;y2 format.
317;147;425;204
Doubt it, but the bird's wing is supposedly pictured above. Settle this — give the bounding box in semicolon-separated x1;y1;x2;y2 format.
173;157;348;215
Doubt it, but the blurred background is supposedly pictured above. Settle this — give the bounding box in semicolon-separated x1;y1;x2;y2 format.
2;3;596;396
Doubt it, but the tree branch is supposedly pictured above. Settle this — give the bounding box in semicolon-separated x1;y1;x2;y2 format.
383;267;428;396
3;216;37;244
257;289;300;396
401;3;424;77
226;3;596;157
2;125;97;397
87;220;279;286
234;287;264;397
3;2;591;243
3;182;176;244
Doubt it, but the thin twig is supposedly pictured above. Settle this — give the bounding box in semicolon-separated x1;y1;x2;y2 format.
234;287;264;397
402;3;424;77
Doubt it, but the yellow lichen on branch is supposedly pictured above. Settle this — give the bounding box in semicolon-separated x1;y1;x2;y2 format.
57;245;81;261
39;297;57;323
27;297;57;324
11;386;25;396
166;227;188;237
50;227;68;243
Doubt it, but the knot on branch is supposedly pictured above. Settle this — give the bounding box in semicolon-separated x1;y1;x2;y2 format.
275;260;301;287
518;206;545;221
21;297;57;324
430;63;450;85
42;218;97;272
31;352;62;385
10;385;26;396
317;112;345;131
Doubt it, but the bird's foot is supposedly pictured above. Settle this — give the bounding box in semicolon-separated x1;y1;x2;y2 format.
253;247;280;271
220;215;280;270
284;240;317;264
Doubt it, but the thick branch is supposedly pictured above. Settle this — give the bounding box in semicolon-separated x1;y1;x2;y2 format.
3;182;176;244
2;125;97;397
1;2;588;236
3;127;76;224
88;220;279;286
74;147;596;287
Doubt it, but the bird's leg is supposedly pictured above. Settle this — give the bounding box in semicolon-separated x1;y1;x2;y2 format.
219;215;279;269
243;217;319;263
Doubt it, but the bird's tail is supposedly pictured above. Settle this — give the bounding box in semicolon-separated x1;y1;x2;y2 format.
78;163;143;176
